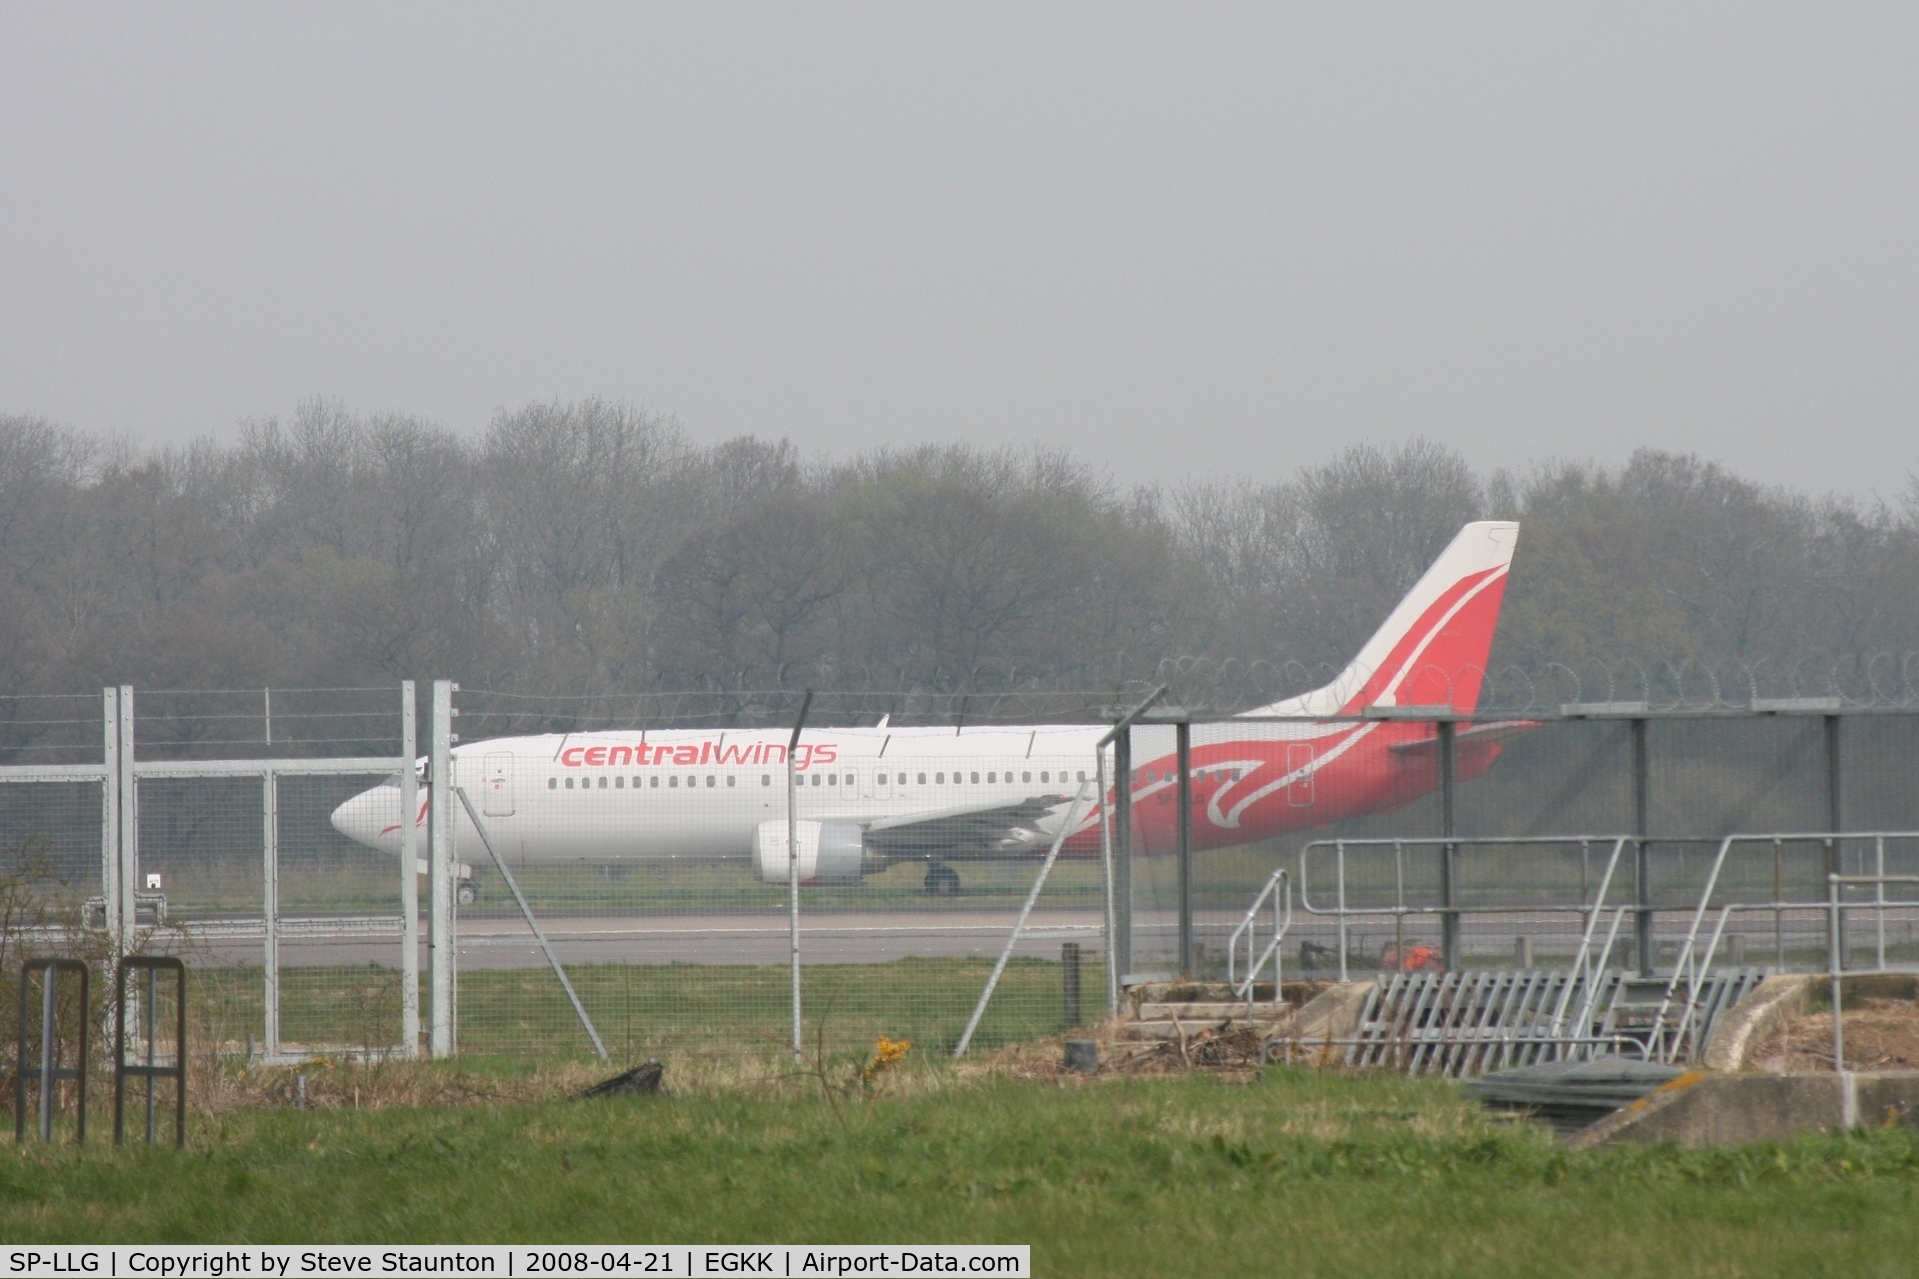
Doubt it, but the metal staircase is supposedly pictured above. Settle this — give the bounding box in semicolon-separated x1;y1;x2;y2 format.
1342;965;1770;1077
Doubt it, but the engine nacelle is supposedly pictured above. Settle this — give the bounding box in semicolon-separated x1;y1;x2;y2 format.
752;819;866;885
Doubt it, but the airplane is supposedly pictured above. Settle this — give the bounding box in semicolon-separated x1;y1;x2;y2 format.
330;521;1522;902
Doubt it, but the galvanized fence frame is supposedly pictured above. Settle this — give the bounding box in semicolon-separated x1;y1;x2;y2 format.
0;684;420;1066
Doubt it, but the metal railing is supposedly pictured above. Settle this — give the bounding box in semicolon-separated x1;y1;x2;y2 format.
1298;835;1639;982
1226;867;1291;1018
1645;832;1919;1061
1827;871;1919;1073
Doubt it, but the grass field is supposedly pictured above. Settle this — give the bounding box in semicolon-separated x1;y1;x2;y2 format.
5;1067;1919;1275
195;956;1104;1060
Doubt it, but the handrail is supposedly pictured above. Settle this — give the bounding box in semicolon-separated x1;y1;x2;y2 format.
1227;868;1291;1017
1636;832;1919;1061
1544;837;1633;1035
1300;830;1919;991
1299;835;1644;983
1827;872;1919;1072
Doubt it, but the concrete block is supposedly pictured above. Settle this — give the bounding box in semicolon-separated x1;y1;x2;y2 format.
1700;973;1815;1072
1289;981;1373;1044
1569;1070;1919;1148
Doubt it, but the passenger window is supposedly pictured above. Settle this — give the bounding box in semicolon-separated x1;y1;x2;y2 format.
564;777;574;790
727;775;736;787
970;772;979;784
548;778;557;790
615;776;624;789
598;776;607;789
1039;771;1049;783
1078;771;1087;783
877;773;887;785
936;773;945;784
811;774;821;787
632;776;641;788
827;774;837;786
845;773;854;786
1022;771;1031;783
706;775;716;787
918;773;927;785
670;776;679;788
650;776;660;788
762;774;772;786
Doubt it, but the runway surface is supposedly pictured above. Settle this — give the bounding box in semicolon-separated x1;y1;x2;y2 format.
190;908;1108;968
177;903;1919;970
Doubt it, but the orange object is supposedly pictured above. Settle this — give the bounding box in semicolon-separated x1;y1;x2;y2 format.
1379;942;1445;973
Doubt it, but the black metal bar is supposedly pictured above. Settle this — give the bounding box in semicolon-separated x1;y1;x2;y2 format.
1633;717;1653;976
1438;720;1458;970
1112;729;1132;977
1061;941;1082;1028
15;959;88;1145
1176;720;1194;978
115;956;186;1148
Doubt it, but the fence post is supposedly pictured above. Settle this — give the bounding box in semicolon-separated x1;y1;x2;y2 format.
1438;718;1458;970
786;690;812;1064
1112;728;1133;981
1096;745;1117;1016
262;768;279;1060
1827;714;1846;967
1176;720;1194;979
1828;873;1845;1074
1633;717;1653;976
117;685;137;948
101;688;121;958
428;679;455;1058
399;681;420;1057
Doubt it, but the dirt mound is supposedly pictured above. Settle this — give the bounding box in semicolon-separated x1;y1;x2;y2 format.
1749;997;1919;1073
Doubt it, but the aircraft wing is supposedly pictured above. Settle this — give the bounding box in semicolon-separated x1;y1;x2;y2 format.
1388;720;1540;754
862;793;1077;860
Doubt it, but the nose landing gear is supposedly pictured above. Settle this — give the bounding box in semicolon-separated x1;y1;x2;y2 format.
923;865;961;896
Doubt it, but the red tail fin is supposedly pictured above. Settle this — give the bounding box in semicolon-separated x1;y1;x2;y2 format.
1246;521;1518;717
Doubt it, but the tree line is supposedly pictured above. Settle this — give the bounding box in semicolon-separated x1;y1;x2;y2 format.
1;398;1915;710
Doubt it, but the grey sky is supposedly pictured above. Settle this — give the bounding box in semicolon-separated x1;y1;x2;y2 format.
3;4;1915;496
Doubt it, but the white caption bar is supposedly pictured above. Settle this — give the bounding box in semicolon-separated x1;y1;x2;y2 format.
2;1249;1029;1279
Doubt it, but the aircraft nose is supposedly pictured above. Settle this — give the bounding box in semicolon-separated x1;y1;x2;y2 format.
331;786;401;852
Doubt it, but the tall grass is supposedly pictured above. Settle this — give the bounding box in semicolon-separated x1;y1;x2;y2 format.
4;1070;1918;1275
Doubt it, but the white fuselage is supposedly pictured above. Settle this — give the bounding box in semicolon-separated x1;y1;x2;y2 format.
331;723;1115;866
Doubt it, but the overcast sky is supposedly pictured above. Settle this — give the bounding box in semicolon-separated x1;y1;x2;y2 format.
2;4;1914;496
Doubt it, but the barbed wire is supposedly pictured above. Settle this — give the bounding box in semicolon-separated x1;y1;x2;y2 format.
4;653;1917;764
452;650;1919;733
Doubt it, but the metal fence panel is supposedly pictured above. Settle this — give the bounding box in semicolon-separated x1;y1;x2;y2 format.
441;689;1105;1061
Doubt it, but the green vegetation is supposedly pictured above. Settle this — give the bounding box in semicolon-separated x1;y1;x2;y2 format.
5;1070;1919;1275
195;956;1104;1060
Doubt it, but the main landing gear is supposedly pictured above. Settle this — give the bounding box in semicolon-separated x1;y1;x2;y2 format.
923;864;961;897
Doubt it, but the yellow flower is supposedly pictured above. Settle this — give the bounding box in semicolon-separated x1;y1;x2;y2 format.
861;1036;913;1086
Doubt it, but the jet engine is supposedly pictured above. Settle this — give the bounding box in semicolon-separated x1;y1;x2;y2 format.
752;819;866;885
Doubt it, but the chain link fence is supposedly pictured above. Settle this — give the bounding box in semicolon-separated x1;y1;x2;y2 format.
1141;710;1919;985
2;683;1916;1081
